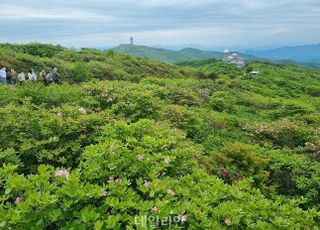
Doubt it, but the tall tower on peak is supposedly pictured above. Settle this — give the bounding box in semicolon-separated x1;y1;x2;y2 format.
130;37;134;45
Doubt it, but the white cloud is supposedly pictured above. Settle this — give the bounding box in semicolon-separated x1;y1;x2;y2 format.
0;4;117;21
0;0;319;48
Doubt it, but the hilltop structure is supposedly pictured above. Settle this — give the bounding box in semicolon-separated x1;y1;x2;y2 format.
249;71;261;77
130;37;134;45
223;49;246;68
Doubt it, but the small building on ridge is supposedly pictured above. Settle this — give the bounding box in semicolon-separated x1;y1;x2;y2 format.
223;50;246;68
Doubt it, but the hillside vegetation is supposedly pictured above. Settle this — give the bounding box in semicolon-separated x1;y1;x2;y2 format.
112;44;223;63
112;44;320;69
0;43;190;83
0;43;320;229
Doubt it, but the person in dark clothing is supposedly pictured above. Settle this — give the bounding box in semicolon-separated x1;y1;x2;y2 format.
40;70;49;85
10;68;17;85
6;69;11;84
51;67;61;84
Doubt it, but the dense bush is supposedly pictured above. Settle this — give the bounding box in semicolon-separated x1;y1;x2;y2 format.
0;102;111;173
208;91;237;112
0;121;318;229
248;119;312;148
0;43;190;84
265;149;320;209
70;62;93;83
211;142;269;188
0;43;64;57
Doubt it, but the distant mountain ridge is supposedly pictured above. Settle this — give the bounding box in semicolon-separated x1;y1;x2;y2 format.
110;43;320;69
245;44;320;64
111;44;224;63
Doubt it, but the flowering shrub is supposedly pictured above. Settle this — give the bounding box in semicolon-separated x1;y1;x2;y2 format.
211;142;269;187
80;119;202;182
0;101;111;173
1;112;318;228
249;119;312;148
0;163;318;229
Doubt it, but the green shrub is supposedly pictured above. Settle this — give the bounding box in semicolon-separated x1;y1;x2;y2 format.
249;119;312;148
245;66;254;73
1;120;318;229
211;142;269;187
111;90;161;121
0;102;110;173
162;105;202;140
157;86;202;106
0;43;64;57
70;62;92;83
305;86;320;97
208;91;237;112
265;150;320;209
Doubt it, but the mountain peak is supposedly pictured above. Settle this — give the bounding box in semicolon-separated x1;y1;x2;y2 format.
111;45;223;63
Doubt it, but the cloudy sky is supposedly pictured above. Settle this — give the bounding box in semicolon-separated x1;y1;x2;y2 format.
0;0;319;50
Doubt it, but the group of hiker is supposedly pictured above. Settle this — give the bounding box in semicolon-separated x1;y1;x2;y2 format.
0;66;61;85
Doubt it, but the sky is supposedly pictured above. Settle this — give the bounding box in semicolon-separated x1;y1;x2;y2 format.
0;0;319;50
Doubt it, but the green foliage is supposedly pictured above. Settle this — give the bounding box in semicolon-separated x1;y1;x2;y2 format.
111;90;161;121
178;58;242;77
211;142;270;188
0;101;110;173
0;43;320;228
70;62;92;83
208;91;237;112
265;149;320;209
245;66;254;73
0;43;64;57
0;43;191;84
249;119;313;148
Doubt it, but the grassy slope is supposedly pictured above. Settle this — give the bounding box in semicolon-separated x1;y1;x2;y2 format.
0;44;320;229
112;44;223;63
0;44;193;83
